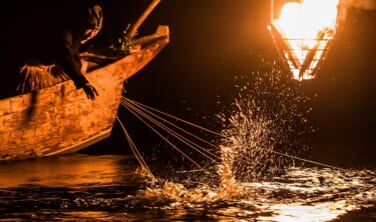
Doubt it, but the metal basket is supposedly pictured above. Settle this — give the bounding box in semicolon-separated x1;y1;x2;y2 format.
268;22;334;80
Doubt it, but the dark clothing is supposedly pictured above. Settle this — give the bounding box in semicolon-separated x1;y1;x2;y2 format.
31;29;90;89
1;2;102;99
59;30;90;88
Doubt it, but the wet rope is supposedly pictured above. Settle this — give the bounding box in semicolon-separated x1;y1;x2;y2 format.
116;116;155;178
272;150;345;170
120;98;209;173
125;97;223;137
123;98;221;163
121;97;344;171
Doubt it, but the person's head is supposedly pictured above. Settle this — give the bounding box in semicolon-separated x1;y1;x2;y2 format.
81;5;103;44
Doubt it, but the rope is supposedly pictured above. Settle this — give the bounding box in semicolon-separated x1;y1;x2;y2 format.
120;98;209;173
120;97;344;171
116;116;155;178
126;97;224;137
271;150;345;170
123;98;221;162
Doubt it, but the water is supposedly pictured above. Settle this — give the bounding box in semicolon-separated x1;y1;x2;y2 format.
0;153;374;221
2;61;375;221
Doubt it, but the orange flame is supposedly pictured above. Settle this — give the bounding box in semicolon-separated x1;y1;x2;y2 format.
269;0;340;80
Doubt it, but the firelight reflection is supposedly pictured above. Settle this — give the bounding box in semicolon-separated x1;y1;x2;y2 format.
0;154;374;221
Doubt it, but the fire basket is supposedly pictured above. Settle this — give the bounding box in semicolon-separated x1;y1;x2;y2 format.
268;0;338;81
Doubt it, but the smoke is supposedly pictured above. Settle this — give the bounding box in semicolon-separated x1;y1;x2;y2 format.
339;0;376;10
336;0;376;30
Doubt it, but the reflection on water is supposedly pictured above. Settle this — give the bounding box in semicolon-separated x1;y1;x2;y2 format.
0;153;374;221
0;154;138;188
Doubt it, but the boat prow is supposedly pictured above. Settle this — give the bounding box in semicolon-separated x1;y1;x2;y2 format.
0;25;170;161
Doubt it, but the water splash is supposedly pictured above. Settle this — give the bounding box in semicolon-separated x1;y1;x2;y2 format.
124;59;317;205
113;60;375;221
0;155;374;221
217;59;315;181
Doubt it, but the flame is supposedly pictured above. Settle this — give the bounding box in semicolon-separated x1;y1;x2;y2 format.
269;0;340;80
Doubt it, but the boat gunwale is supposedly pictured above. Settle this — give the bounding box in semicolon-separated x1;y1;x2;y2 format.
0;25;170;161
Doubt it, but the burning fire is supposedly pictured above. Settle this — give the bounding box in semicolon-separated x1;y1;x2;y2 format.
268;0;340;80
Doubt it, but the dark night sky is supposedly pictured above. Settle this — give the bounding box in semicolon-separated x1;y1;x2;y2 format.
121;0;376;167
3;1;376;167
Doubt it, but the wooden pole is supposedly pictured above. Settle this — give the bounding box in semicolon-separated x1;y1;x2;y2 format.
126;0;161;38
270;0;274;21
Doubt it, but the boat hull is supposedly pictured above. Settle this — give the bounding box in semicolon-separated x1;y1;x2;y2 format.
0;26;169;161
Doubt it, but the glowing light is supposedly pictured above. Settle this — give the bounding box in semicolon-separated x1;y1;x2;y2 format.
258;201;358;222
268;0;339;80
0;155;121;188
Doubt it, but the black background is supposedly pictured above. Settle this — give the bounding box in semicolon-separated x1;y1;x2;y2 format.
3;0;376;167
113;0;376;167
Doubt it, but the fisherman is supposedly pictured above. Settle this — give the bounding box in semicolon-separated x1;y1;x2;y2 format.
52;4;103;100
3;3;103;100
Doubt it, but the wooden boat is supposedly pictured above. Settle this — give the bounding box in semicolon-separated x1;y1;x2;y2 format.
0;24;170;162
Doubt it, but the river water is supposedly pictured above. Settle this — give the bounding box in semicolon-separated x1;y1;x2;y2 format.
0;153;374;222
1;62;375;221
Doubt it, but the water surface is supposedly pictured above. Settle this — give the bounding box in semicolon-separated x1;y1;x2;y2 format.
0;153;374;221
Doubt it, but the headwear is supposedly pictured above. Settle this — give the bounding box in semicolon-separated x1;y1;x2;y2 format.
87;5;103;31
